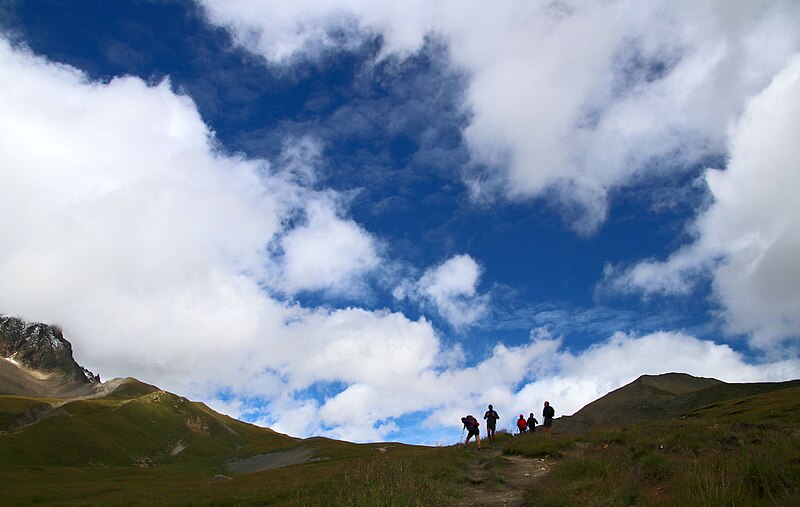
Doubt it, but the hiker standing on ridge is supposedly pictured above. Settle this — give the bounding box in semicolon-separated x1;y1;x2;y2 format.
527;412;538;433
543;401;555;435
461;415;481;449
516;414;527;434
483;404;500;443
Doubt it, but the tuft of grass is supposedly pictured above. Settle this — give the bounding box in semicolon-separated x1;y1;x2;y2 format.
334;448;464;506
500;431;574;459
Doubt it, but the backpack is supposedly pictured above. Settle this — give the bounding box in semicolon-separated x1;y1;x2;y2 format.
463;415;479;428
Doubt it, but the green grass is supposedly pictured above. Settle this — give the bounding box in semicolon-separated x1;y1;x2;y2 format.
2;382;799;505
521;387;800;506
0;387;300;468
0;445;470;506
500;431;575;458
0;395;58;431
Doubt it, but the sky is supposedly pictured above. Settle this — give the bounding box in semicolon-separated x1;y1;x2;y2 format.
1;0;799;445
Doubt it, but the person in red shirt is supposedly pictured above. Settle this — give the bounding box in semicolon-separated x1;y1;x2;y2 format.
516;414;527;434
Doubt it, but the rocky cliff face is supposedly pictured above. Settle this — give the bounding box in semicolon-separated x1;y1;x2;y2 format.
0;314;98;384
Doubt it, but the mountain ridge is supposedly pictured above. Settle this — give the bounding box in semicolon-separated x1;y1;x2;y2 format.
555;371;800;434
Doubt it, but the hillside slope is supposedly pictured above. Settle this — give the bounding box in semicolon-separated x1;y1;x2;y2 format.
556;372;800;434
0;315;301;468
509;384;800;506
0;377;299;468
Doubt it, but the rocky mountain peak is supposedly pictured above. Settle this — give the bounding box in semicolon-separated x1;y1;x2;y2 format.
0;314;99;384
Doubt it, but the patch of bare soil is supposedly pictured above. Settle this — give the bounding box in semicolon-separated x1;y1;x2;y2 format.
224;446;322;474
463;449;550;506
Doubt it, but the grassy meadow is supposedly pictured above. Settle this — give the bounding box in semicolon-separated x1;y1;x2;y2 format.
506;386;800;506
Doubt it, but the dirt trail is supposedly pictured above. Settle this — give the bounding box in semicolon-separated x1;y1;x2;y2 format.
462;448;550;506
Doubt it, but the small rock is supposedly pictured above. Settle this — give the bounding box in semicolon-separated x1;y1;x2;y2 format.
213;474;232;481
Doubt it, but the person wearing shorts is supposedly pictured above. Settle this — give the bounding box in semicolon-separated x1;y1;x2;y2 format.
484;404;500;443
462;415;481;449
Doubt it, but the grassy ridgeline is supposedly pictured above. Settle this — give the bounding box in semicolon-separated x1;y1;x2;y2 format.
502;386;800;506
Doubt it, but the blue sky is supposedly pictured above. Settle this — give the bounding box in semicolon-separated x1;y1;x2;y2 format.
1;0;799;444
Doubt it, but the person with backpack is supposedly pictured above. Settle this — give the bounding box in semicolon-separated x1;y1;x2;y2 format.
483;404;500;443
543;401;555;435
527;412;538;433
516;414;527;434
461;415;481;449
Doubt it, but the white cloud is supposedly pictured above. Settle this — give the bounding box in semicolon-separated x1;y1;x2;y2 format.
274;196;380;296
395;254;489;328
216;322;799;444
417;328;799;443
605;55;800;351
0;38;380;384
197;0;800;233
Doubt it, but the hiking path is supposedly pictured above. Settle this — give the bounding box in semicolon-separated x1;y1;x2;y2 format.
462;447;550;506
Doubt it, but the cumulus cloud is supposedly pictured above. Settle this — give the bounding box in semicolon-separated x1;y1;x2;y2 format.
394;254;489;328
272;196;380;296
221;326;800;444
605;55;800;351
0;38;380;383
197;0;800;233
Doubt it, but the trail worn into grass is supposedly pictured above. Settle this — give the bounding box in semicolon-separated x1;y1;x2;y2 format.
463;448;550;506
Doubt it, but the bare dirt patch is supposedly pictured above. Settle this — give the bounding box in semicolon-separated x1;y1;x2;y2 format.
224;446;321;474
462;449;550;506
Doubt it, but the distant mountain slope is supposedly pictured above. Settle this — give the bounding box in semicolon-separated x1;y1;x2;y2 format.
0;377;298;467
556;372;800;434
0;315;300;468
0;315;304;467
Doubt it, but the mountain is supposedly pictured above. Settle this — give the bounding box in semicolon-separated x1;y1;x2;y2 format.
0;314;301;467
0;376;301;467
1;314;99;393
555;372;800;434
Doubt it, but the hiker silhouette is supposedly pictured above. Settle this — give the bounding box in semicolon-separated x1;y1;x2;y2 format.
484;404;499;443
543;401;555;435
461;415;481;448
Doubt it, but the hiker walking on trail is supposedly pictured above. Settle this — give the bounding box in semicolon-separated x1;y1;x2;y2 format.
527;413;538;433
543;401;555;435
462;415;481;449
484;404;500;443
516;414;527;434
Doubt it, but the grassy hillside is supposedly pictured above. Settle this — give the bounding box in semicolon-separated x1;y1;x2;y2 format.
0;378;298;468
0;377;470;505
556;372;800;434
2;374;799;505
502;386;800;506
